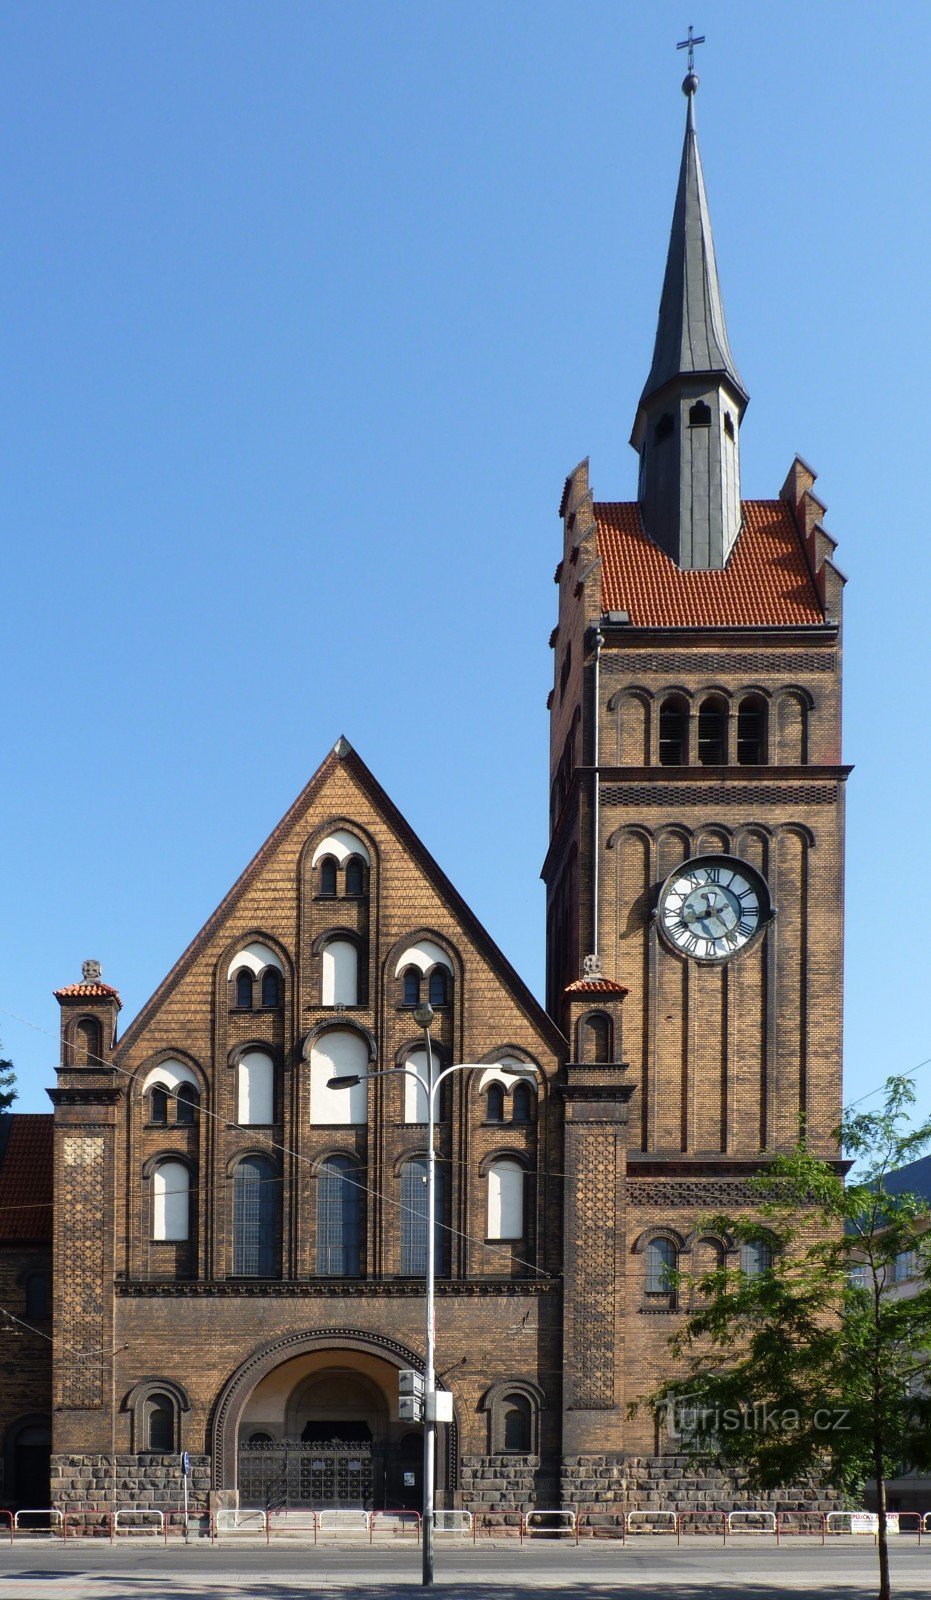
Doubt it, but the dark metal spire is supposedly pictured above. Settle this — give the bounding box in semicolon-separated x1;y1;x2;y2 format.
637;71;747;414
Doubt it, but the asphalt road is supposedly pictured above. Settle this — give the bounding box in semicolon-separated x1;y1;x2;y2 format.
0;1538;928;1599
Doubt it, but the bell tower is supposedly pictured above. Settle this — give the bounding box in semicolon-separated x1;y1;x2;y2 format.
547;60;848;1480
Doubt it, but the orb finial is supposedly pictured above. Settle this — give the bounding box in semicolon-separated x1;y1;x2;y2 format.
682;71;700;96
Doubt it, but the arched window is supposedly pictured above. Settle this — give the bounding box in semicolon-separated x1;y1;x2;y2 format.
645;1237;677;1295
740;1240;774;1277
261;968;281;1008
309;1031;369;1125
402;968;420;1006
501;1394;532;1453
176;1084;199;1126
511;1082;533;1124
248;1431;273;1445
689;400;712;426
428;968;449;1007
237;1051;274;1126
486;1083;505;1124
149;1084;169;1126
401;1159;447;1277
586;1013;612;1062
73;1017;102;1067
344;856;365;896
654;412;674;442
235;970;253;1009
319;856;338;897
487;1159;525;1241
658;697;688;765
316;1155;363;1277
146;1395;175;1453
321;940;359;1006
25;1274;51;1320
697;696;727;765
152;1161;190;1242
737;695;767;765
233;1156;280;1277
724;411;735;439
692;1238;725;1301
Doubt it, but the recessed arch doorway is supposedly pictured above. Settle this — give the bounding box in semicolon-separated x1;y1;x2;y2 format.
219;1331;456;1511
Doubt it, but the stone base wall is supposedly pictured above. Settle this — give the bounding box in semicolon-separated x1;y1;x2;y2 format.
51;1454;211;1511
459;1455;558;1510
560;1454;836;1512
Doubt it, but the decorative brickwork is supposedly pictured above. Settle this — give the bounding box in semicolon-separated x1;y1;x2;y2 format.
57;1134;105;1410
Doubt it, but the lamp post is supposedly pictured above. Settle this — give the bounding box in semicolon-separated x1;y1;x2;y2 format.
327;1005;476;1587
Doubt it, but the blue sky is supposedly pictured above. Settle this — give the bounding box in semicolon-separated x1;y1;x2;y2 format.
2;2;928;1120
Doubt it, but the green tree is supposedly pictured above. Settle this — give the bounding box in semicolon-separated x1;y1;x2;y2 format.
0;1045;16;1113
640;1077;931;1600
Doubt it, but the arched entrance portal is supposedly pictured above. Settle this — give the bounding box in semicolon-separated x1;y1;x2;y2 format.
231;1344;438;1511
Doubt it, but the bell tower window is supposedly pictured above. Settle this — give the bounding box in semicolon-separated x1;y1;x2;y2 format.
658;697;688;766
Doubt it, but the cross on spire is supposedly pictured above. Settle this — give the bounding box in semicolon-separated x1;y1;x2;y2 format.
677;24;705;74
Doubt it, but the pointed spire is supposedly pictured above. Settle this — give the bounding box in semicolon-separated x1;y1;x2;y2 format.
631;72;748;571
639;73;747;413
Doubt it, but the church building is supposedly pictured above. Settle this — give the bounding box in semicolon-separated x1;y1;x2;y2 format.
3;67;847;1514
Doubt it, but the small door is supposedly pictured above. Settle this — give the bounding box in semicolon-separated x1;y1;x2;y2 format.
395;1432;422;1511
13;1425;51;1508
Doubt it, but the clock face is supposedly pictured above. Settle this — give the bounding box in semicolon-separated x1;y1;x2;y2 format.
657;856;770;963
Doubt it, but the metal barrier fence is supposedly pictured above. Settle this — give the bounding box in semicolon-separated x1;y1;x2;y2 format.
114;1508;164;1541
434;1509;473;1539
524;1509;578;1543
371;1510;421;1543
627;1510;680;1542
578;1506;626;1542
14;1509;64;1537
5;1502;922;1551
471;1508;524;1542
727;1511;776;1538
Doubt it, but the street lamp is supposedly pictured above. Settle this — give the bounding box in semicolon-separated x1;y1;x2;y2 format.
327;1003;473;1587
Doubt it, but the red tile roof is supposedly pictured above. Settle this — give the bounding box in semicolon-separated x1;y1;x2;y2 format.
595;500;824;627
564;978;629;995
54;981;121;1008
0;1116;53;1242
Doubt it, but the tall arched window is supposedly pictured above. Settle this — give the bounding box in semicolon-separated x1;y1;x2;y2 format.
586;1013;612;1062
344;856;365;896
645;1237;677;1295
486;1083;505;1124
25;1273;51;1320
176;1084;199;1126
402;968;420;1006
316;1155;363;1277
235;970;253;1009
237;1051;275;1126
319;857;338;897
487;1159;525;1241
401;1159;447;1276
310;1030;369;1124
261;968;281;1008
737;695;767;765
501;1394;532;1453
428;968;449;1006
697;696;727;765
73;1017;102;1067
321;940;359;1006
511;1082;533;1124
146;1395;175;1453
232;1156;280;1277
740;1240;774;1277
150;1084;169;1126
658;697;688;765
152;1161;190;1242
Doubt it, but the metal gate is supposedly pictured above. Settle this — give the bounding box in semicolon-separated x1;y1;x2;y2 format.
239;1438;376;1510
